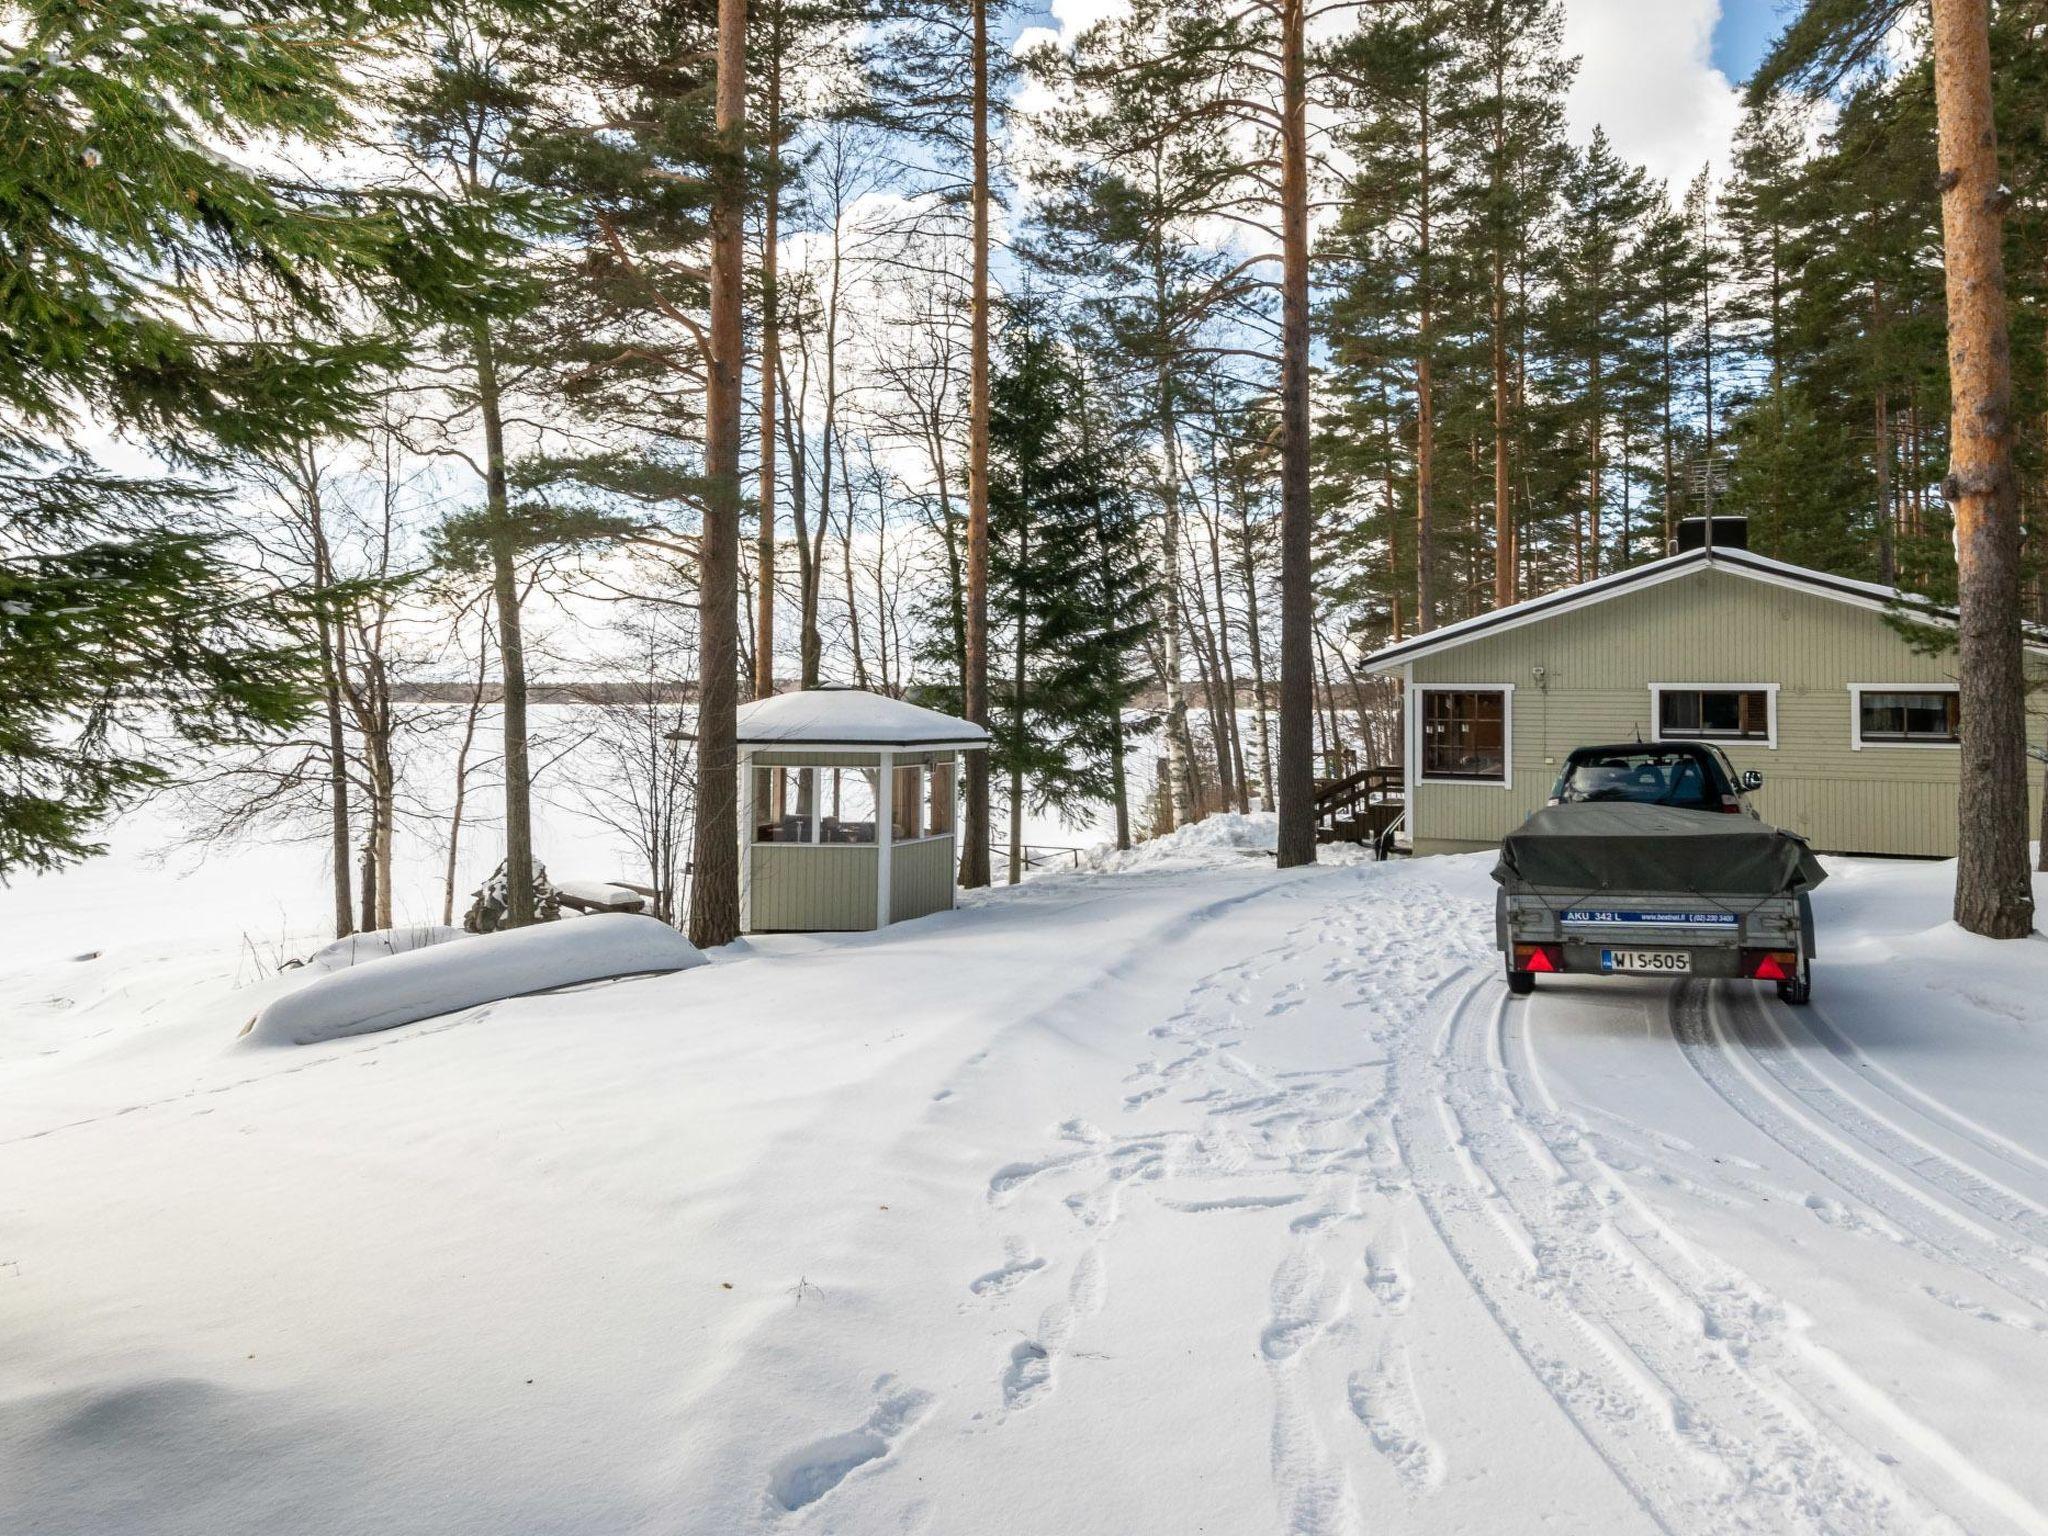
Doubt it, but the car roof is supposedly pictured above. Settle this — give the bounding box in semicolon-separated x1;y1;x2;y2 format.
1564;741;1718;757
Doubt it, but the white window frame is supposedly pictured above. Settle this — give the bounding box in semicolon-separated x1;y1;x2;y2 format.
1409;683;1514;789
1648;683;1780;750
1847;682;1961;750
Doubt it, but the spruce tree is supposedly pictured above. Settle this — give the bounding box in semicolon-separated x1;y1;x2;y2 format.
983;312;1156;876
1;0;528;876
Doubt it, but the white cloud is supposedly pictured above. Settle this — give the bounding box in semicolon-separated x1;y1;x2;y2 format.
1562;0;1744;193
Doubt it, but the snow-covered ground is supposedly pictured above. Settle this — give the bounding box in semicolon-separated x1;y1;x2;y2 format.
5;813;2048;1534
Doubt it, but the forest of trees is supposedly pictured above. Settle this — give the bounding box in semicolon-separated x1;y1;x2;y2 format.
4;0;2044;942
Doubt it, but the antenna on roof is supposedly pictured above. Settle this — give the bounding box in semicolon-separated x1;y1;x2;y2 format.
1633;721;1643;744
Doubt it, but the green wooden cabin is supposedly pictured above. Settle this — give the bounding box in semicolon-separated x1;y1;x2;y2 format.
1363;539;2048;859
737;687;989;933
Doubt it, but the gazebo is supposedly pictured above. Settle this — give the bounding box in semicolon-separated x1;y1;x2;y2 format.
735;686;990;933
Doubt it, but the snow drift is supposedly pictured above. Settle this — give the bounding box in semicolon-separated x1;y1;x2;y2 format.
299;925;468;974
244;914;706;1047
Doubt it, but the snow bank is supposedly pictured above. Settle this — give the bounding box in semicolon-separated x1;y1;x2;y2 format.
299;925;468;975
244;914;706;1047
1084;811;1279;872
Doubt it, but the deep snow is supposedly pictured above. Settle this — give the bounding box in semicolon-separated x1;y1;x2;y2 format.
4;816;2048;1534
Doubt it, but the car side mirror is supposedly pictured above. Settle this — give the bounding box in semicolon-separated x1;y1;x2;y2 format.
1740;769;1764;792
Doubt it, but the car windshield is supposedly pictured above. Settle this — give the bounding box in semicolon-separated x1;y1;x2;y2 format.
1553;749;1723;809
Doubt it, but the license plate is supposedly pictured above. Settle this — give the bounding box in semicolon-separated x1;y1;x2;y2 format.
1602;948;1691;974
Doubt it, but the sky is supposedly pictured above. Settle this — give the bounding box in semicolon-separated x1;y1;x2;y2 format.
1561;0;1783;190
1015;0;1787;194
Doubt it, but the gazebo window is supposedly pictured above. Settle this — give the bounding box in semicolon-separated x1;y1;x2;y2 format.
755;766;817;843
891;762;924;842
821;768;878;844
928;758;956;836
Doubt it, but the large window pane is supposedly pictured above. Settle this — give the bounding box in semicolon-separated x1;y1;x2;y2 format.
1861;690;1959;743
1420;691;1505;780
928;758;956;836
822;768;878;844
1659;688;1770;741
754;767;817;843
892;763;924;841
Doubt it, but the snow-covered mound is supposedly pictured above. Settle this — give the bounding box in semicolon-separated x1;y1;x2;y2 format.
299;925;468;975
1085;810;1279;871
244;914;706;1047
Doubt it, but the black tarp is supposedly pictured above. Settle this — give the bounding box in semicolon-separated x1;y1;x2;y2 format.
1492;802;1828;898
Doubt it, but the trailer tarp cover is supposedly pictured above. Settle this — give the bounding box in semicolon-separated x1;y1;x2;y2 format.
1492;802;1827;897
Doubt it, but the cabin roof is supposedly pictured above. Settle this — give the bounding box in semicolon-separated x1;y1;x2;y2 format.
1357;545;2034;671
734;686;990;749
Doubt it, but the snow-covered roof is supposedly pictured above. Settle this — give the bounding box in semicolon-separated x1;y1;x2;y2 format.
1359;545;2047;671
735;686;991;749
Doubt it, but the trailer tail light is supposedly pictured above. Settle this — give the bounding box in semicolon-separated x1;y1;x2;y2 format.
1718;796;1743;813
1744;949;1798;981
1515;943;1565;974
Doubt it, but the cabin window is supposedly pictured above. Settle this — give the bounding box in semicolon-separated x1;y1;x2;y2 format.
1853;687;1960;746
928;758;956;836
891;763;925;842
1419;688;1508;782
1656;686;1774;744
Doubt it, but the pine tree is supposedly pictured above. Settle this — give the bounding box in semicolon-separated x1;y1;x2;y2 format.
1534;131;1661;582
1328;1;1475;633
862;0;1016;886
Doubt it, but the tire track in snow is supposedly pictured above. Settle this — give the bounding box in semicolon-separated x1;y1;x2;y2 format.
1797;998;2048;1191
1514;985;2031;1534
1732;994;2048;1253
1671;983;2048;1321
1400;970;1947;1534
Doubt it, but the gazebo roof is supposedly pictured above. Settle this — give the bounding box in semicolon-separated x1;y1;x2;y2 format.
735;686;990;749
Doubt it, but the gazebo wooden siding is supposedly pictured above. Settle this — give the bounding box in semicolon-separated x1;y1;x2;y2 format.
748;842;877;932
890;837;955;922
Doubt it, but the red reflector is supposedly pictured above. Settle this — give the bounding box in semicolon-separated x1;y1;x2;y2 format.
1516;943;1564;974
1746;950;1796;981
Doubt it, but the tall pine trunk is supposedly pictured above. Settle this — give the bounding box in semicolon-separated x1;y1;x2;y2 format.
960;0;993;888
1235;493;1274;806
1931;0;2033;938
1489;44;1514;609
755;41;782;701
1414;92;1437;632
308;505;353;939
689;0;747;949
442;614;489;926
1274;0;1315;868
474;323;535;929
1151;213;1193;829
1205;501;1249;813
1008;517;1027;886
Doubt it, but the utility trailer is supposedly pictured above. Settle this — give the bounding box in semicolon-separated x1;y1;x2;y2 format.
1493;792;1825;1006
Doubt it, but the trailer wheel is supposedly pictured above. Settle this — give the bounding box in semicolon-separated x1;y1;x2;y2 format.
1776;957;1811;1007
1506;966;1536;997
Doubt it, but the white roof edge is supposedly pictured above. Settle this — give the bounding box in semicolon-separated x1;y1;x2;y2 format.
732;686;991;748
1358;547;2033;672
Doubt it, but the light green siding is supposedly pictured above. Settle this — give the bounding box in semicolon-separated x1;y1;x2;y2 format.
751;749;881;768
1405;567;2047;857
890;837;956;922
748;845;877;931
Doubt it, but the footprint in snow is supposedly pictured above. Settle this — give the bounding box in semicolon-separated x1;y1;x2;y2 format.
1002;1341;1053;1408
766;1377;933;1513
970;1244;1047;1299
